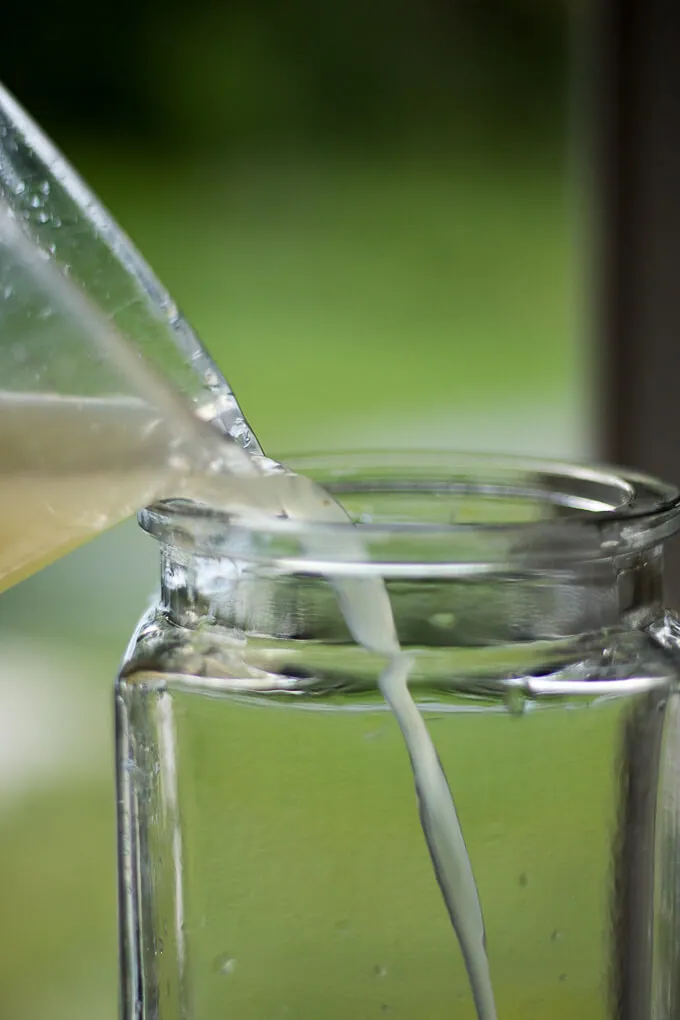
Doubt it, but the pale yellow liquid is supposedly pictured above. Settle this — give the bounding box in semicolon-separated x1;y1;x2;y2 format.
0;391;274;592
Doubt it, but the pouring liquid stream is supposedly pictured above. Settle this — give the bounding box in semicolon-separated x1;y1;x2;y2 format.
0;90;495;1018
0;387;497;1018
0;405;497;1019
266;475;498;1020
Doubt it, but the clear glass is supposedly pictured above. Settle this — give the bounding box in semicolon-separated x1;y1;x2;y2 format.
0;83;260;590
0;82;257;441
117;451;680;1020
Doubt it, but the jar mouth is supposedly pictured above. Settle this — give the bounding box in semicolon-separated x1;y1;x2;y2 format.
139;450;680;575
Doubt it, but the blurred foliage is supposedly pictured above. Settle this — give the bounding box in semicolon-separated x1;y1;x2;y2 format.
2;0;568;151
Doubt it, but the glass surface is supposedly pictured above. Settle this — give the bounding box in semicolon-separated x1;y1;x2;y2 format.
117;452;680;1020
0;82;256;440
118;668;674;1020
0;83;260;592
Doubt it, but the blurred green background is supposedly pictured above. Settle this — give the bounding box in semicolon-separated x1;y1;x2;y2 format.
0;2;588;1017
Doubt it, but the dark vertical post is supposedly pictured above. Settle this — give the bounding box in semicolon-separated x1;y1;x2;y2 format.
594;0;680;601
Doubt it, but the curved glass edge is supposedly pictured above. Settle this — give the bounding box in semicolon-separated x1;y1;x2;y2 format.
138;451;680;571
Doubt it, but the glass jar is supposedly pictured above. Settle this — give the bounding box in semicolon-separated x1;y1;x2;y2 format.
116;451;680;1020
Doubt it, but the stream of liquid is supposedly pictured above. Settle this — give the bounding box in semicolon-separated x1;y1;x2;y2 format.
239;460;498;1019
0;80;496;1014
0;389;496;1018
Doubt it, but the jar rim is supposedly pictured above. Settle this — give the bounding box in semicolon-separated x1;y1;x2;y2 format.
139;450;680;574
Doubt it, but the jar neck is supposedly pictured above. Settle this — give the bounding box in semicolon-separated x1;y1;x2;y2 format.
139;450;680;651
157;542;666;647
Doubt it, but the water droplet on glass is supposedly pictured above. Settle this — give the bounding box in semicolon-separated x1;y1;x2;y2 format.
165;301;179;325
550;929;561;942
334;919;351;937
373;964;388;978
29;194;41;208
559;973;567;982
213;954;236;976
13;180;25;195
40;180;50;196
518;872;528;887
37;211;49;224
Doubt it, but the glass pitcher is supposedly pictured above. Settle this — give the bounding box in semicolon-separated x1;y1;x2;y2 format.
116;450;680;1020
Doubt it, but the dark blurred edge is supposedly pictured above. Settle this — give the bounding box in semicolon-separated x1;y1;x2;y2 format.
594;0;680;605
0;2;567;150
